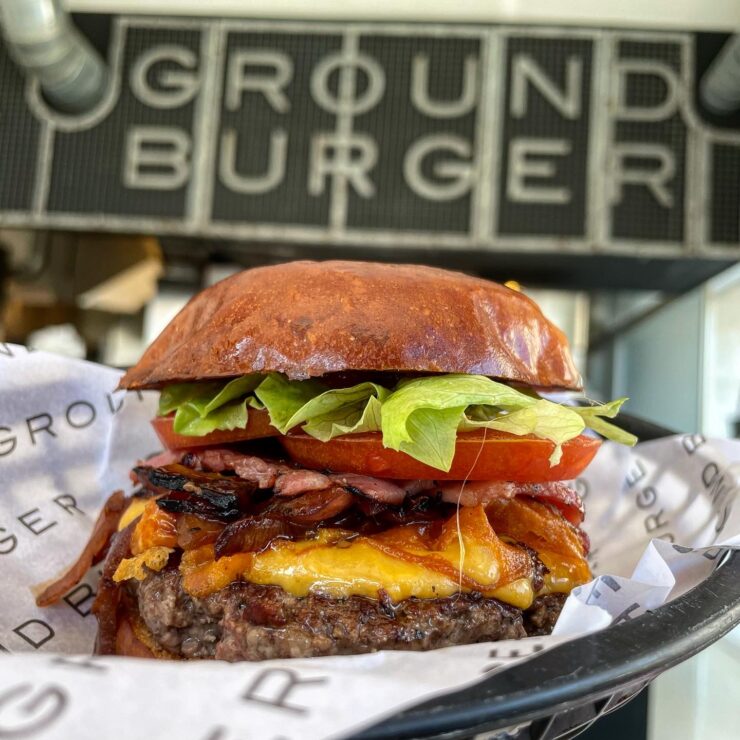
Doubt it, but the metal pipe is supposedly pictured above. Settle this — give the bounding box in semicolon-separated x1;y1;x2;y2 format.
700;35;740;114
0;0;109;114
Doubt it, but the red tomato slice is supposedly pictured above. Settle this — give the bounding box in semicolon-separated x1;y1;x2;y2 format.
279;430;600;482
151;409;280;450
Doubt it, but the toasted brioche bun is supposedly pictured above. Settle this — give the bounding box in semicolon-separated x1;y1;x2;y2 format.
119;261;581;391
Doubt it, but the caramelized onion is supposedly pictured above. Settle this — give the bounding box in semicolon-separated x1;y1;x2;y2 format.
176;515;224;550
267;487;355;523
214;517;306;559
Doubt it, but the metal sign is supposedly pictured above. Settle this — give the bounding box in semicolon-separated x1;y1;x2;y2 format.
0;18;738;256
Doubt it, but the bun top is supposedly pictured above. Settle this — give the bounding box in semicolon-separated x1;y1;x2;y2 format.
120;261;581;391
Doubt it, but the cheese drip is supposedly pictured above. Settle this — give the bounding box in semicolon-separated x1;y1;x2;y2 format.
118;499;591;610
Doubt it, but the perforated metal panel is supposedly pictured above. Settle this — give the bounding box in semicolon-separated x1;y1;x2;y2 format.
0;18;738;259
0;44;41;212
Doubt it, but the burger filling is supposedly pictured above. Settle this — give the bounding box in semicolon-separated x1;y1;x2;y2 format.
38;371;634;659
97;440;592;658
130;572;565;661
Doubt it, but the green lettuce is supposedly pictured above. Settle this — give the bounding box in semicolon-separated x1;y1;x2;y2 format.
381;374;536;470
382;374;593;469
571;397;638;447
468;400;586;466
253;374;327;431
158;371;637;471
255;374;388;440
159;374;262;436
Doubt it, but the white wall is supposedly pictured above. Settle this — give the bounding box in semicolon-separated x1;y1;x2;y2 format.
702;264;740;437
588;265;740;436
611;290;704;433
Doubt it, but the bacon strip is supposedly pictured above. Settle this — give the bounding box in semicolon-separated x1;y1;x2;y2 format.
330;474;407;505
140;449;181;469
274;470;332;497
35;490;127;607
139;447;584;522
439;481;516;507
160;448;409;505
190;449;292;489
133;464;257;499
439;481;584;525
520;482;585;526
93;522;135;655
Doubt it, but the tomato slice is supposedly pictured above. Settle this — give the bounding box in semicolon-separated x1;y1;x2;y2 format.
153;412;600;483
279;430;600;482
151;409;280;450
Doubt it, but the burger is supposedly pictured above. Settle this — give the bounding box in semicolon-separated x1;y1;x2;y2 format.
37;261;635;660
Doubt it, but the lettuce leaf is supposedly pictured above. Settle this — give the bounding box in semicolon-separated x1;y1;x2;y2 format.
256;375;388;439
381;374;538;469
467;400;586;465
303;394;386;441
253;374;329;431
158;381;222;416
396;405;468;471
161;375;262;437
380;375;635;470
572;398;638;447
173;399;248;436
158;372;637;470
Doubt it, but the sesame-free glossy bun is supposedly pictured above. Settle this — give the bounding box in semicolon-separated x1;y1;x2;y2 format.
120;261;581;391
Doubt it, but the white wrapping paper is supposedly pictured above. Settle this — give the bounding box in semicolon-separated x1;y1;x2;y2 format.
1;344;738;739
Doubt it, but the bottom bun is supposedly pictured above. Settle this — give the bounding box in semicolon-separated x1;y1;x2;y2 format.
108;569;566;661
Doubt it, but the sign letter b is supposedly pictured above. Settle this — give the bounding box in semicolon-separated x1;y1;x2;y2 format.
123;126;192;190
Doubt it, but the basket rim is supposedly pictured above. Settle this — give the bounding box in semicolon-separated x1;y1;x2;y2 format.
357;417;740;739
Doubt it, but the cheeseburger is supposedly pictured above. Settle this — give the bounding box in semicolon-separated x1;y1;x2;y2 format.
38;261;635;660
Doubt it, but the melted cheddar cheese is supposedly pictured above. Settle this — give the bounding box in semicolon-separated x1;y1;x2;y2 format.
119;498;591;609
118;497;148;531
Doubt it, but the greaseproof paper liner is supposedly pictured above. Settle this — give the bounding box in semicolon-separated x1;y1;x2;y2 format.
1;344;738;739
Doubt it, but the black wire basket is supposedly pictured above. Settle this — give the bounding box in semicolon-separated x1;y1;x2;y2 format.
357;416;740;740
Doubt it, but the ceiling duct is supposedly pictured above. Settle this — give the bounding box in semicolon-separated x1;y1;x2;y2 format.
0;0;108;113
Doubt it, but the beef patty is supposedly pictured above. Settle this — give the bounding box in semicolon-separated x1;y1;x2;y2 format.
131;569;566;661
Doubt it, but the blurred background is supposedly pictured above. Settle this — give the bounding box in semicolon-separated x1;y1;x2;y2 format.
0;1;738;738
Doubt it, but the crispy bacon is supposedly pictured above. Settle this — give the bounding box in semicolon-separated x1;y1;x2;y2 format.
439;481;516;507
274;470;332;497
134;464;257;498
190;449;292;489
157;490;241;522
520;482;585;526
439;480;584;525
153;448;412;505
35;490;127;607
137;449;585;525
92;522;135;655
136;451;584;532
331;474;407;505
402;480;435;497
133;464;257;522
140;449;182;468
